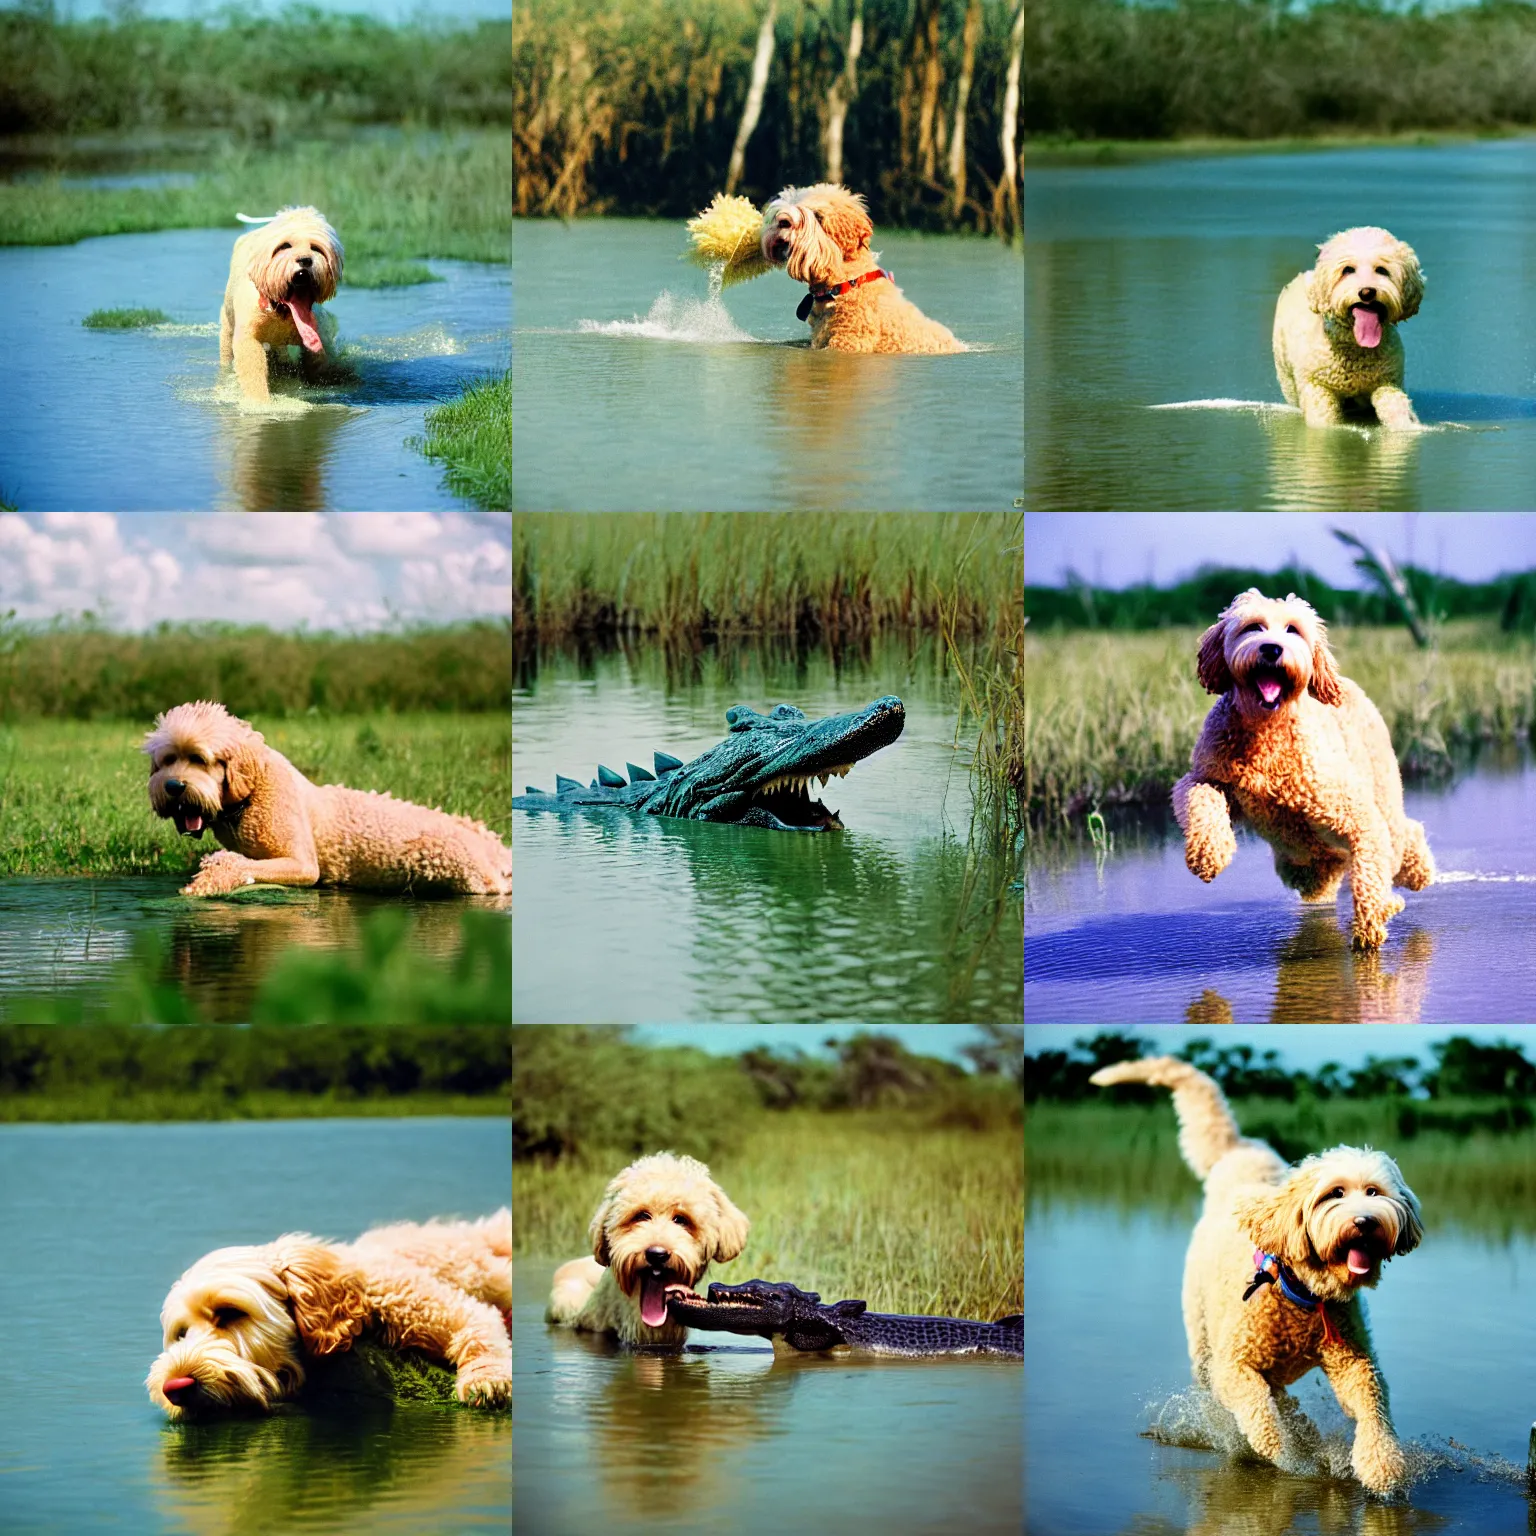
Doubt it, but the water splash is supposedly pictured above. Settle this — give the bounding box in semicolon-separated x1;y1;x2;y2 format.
577;281;760;344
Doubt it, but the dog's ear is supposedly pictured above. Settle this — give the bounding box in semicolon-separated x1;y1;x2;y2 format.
220;730;265;804
270;1238;369;1356
1305;253;1337;316
1391;1173;1424;1256
1232;1178;1312;1269
1306;622;1343;706
706;1190;751;1265
589;1181;621;1267
1394;241;1423;320
1196;620;1233;695
818;193;873;258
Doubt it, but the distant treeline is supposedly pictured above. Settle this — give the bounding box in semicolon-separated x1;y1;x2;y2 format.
515;0;1023;234
0;1024;510;1120
0;7;511;137
1025;565;1536;633
1027;0;1536;143
1028;1031;1536;1106
0;619;512;720
513;1024;1023;1161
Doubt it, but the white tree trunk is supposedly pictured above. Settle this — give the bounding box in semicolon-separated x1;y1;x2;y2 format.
822;0;864;186
727;1;779;195
996;3;1023;238
948;0;982;216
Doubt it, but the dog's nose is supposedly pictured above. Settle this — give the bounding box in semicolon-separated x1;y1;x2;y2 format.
1258;642;1282;663
1355;1213;1378;1232
644;1245;670;1269
296;255;313;269
165;778;185;798
161;1376;198;1403
1357;286;1376;301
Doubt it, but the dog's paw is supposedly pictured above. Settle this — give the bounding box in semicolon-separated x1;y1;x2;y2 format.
1352;1428;1408;1496
1185;836;1233;883
455;1352;511;1409
182;850;256;897
1350;895;1405;952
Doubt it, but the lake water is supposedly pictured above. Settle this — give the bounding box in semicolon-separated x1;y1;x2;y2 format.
0;877;509;1022
0;1117;511;1535
1027;1194;1536;1533
514;1257;1023;1536
511;639;1022;1024
511;218;1024;511
1025;760;1536;1023
1026;140;1536;511
0;229;509;510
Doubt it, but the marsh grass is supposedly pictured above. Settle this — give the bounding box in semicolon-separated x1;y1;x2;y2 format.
0;711;509;878
515;1109;1023;1320
1030;1101;1536;1237
82;307;171;328
1025;621;1536;820
346;261;441;290
513;512;1014;641
418;373;510;512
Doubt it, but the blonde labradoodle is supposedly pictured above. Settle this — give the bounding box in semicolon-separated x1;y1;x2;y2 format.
143;700;511;897
1174;588;1433;951
760;184;964;354
1273;226;1424;428
146;1211;511;1416
1091;1056;1422;1497
546;1152;750;1348
220;206;344;401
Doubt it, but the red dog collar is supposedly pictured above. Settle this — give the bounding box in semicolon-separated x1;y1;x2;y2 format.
797;268;893;322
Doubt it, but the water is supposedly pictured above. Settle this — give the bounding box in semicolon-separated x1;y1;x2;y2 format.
513;1258;1023;1536
0;229;509;510
1027;1196;1536;1533
511;218;1024;511
0;1117;512;1535
511;639;1022;1024
1026;141;1536;510
1025;760;1536;1023
0;878;508;1022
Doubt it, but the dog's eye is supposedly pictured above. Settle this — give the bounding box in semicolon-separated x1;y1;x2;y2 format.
672;1214;692;1229
1375;267;1388;277
274;242;291;254
172;1326;187;1341
1326;1187;1344;1200
1366;1186;1379;1197
1238;621;1264;635
213;1307;244;1328
1285;624;1300;635
632;1210;651;1223
1342;265;1355;275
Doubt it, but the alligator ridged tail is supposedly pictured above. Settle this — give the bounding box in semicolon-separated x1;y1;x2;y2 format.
1089;1056;1243;1179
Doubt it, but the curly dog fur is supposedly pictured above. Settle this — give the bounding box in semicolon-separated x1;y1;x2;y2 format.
1273;226;1424;428
546;1152;750;1349
1173;588;1433;951
144;700;511;897
760;184;964;354
146;1210;511;1416
1092;1056;1422;1497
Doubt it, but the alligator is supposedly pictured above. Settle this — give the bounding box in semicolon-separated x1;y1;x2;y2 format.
512;696;905;832
665;1279;1023;1357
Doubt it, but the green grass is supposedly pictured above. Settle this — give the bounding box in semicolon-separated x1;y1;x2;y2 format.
1030;1100;1536;1237
1024;620;1536;820
516;1109;1022;1321
0;711;509;879
0;131;511;262
418;373;510;512
346;261;442;289
83;307;172;328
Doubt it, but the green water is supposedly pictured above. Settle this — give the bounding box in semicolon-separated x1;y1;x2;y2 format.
1027;141;1536;511
512;637;1021;1023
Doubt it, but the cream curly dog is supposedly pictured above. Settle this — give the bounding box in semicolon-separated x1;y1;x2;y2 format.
760;184;963;354
1092;1056;1422;1497
1273;226;1424;428
144;700;511;897
1174;589;1433;951
546;1152;750;1348
220;206;343;401
147;1210;511;1416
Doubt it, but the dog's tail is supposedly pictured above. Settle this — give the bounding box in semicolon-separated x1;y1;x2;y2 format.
1090;1056;1245;1180
235;212;277;225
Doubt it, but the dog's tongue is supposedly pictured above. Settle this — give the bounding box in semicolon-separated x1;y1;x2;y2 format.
1352;306;1382;348
1258;677;1282;705
1347;1246;1373;1275
640;1271;669;1327
287;297;324;354
181;812;203;834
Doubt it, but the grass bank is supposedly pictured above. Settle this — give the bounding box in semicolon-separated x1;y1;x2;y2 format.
0;1022;510;1119
1026;0;1536;143
1029;1099;1536;1237
419;373;510;512
1024;620;1536;821
0;711;509;879
515;1109;1021;1320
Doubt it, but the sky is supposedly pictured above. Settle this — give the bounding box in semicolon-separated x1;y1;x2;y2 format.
1023;1024;1531;1074
632;1024;999;1068
1024;512;1536;591
0;512;510;630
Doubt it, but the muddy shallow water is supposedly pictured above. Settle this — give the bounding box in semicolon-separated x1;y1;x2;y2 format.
0;228;508;510
1025;761;1536;1023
